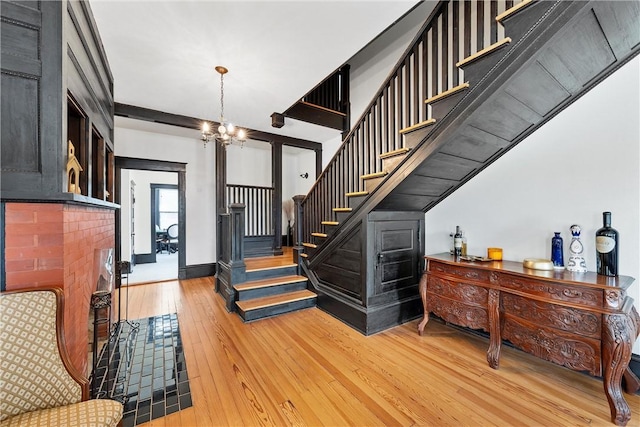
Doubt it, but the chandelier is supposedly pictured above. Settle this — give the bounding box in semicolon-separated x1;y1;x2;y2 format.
201;66;247;148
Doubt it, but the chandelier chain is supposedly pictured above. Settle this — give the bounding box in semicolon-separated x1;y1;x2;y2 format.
219;71;224;121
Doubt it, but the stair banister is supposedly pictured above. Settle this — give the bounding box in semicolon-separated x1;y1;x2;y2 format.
300;0;519;250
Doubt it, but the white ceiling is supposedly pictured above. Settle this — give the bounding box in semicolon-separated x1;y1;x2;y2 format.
90;0;420;144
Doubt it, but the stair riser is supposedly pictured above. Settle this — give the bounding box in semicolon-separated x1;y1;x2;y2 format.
236;281;308;301
246;265;298;281
238;297;317;322
381;155;407;172
429;90;468;122
304;246;317;257
458;44;511;85
335;211;351;223
499;1;554;44
402;125;435;149
364;176;385;193
347;195;367;210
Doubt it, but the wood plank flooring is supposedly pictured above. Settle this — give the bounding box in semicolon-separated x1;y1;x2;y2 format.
122;278;640;427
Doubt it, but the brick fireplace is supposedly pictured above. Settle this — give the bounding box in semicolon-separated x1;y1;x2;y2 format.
4;202;117;376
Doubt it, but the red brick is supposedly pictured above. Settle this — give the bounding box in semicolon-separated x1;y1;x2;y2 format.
37;257;64;270
5;259;35;272
4;209;35;223
4;234;36;248
35;210;65;223
5;245;64;260
36;233;64;247
6;269;64;286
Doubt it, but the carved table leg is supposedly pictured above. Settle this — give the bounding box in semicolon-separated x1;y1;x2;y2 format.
623;306;640;394
602;312;634;426
486;288;501;369
417;272;430;336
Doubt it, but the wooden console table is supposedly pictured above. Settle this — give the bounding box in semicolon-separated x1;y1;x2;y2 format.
418;253;640;426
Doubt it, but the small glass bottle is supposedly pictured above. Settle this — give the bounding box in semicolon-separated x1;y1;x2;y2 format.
461;230;468;256
596;211;618;276
551;232;564;269
454;226;463;260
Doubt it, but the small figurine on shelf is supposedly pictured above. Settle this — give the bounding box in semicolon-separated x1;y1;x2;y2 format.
551;232;564;269
566;224;587;273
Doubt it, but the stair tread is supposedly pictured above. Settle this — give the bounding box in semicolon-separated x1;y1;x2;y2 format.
456;37;512;68
346;191;369;197
380;148;411;159
303;242;317;248
300;253;308;258
234;275;307;292
236;290;316;312
425;82;470;104
322;221;339;226
311;232;328;238
399;118;436;135
361;171;388;180
496;0;533;22
333;207;352;212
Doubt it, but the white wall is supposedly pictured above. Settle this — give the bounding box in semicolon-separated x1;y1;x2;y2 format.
226;141;272;187
282;147;316;230
425;57;640;352
115;118;216;266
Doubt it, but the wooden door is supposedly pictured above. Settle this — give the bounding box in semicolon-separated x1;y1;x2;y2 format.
373;219;421;295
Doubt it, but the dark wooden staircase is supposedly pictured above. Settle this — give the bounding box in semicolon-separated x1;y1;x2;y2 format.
297;0;640;334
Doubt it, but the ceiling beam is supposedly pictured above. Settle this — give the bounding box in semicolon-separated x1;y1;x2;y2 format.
114;103;323;151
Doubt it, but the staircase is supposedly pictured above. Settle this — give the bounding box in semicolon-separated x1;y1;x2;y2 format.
298;0;640;333
234;253;315;321
217;0;639;326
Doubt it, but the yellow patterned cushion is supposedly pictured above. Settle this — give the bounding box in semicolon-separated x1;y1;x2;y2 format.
0;291;82;420
0;398;123;427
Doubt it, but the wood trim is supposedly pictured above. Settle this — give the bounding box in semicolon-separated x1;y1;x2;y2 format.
299;101;348;116
496;0;533;23
456;37;512;68
399;118;436;135
114;103;323;151
424;83;470;104
182;263;216;279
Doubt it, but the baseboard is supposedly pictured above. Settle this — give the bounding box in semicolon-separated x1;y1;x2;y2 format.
134;253;155;264
179;263;216;280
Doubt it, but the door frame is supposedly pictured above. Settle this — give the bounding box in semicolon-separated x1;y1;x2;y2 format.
115;157;187;288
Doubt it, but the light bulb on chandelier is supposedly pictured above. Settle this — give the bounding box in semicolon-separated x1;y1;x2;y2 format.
201;66;247;148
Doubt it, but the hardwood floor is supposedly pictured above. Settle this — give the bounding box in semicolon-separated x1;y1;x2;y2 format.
121;277;640;427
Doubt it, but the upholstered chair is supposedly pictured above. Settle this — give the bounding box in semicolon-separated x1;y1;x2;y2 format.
0;288;123;426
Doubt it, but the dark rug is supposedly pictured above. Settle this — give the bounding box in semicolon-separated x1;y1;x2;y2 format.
93;313;192;426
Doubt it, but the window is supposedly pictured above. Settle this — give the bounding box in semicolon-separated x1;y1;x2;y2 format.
157;188;178;230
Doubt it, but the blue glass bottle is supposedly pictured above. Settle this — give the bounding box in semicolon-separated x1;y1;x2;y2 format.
551;232;564;269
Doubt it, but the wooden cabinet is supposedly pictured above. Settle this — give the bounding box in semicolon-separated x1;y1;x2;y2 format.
1;1;114;204
418;254;640;426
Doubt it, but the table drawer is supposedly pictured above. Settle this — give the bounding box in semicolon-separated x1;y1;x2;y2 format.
428;275;488;306
490;272;603;308
501;293;601;340
502;314;601;376
426;293;489;332
428;261;492;283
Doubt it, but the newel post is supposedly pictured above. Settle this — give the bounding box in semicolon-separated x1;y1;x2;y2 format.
226;203;246;311
292;195;305;264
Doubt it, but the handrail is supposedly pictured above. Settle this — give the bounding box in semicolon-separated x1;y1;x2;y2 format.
301;0;518;245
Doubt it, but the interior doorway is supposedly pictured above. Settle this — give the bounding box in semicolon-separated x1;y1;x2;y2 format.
114;157;186;288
